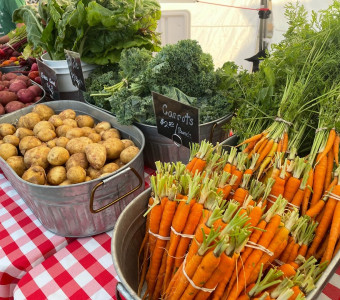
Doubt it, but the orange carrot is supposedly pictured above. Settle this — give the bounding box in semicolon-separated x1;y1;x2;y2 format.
152;241;169;300
310;154;328;207
280;236;295;263
325;150;334;190
317;129;336;164
306;184;340;258
282;131;289;153
284;158;306;202
231;153;248;191
233;174;251;205
223;147;237;174
243;141;256;153
332;237;340;259
315;233;330;260
255;139;275;169
149;203;163;255
181;250;221;300
288;286;303;300
333;134;339;166
238;133;263;147
278;263;296;278
186;158;197;172
302;168;314;215
322;183;340;264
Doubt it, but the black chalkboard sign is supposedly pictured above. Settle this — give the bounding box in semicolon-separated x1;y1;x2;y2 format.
153;92;199;148
64;50;86;91
37;59;60;100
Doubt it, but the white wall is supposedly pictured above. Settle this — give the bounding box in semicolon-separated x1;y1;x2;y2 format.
159;0;334;70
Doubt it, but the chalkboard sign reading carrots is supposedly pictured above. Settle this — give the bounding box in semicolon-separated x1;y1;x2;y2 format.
153;92;199;148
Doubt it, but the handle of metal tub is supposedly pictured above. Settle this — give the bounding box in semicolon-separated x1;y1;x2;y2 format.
208;113;233;143
89;167;143;214
116;282;135;300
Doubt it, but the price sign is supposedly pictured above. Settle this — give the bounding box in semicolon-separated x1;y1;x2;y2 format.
64;50;86;91
153;92;199;148
37;59;60;100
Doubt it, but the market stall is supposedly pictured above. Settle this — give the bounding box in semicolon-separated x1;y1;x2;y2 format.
1;0;340;299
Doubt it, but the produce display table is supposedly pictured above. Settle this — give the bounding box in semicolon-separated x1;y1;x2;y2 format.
0;166;339;300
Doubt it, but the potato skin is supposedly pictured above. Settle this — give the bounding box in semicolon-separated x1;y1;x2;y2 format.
88;132;101;143
33;121;55;135
55;137;69;148
66;137;93;154
6;156;26;176
76;115;95;128
87;166;102;179
22;166;46;185
95;121;111;133
56;125;73;137
121;139;135;148
0;143;18;160
46;138;57;148
37;128;56;142
48;115;64;127
102;138;125;160
63;118;78;128
59;109;76;120
85;143;106;170
47;166;67;185
19;136;42;155
24;145;50;169
15;127;34;139
17;112;41;129
32;104;55;121
0;123;16;137
3;135;19;147
120;146;139;164
59;179;72;186
101;163;119;174
81;127;96;137
100;128;120;140
47;146;70;166
66;128;84;140
66;153;88;170
67;166;86;184
114;158;125;168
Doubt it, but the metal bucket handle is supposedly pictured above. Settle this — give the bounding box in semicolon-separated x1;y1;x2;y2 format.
208;114;233;143
116;282;135;300
89;167;143;213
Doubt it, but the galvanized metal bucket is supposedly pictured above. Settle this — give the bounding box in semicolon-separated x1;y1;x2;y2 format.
135;114;233;169
111;182;340;300
0;101;145;237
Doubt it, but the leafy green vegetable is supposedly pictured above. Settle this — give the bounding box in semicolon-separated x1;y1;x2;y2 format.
13;0;161;65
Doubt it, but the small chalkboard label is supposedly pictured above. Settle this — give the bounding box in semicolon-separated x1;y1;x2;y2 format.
37;59;60;100
153;92;199;148
64;49;86;91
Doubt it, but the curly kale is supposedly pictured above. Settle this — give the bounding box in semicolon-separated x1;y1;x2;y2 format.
143;39;216;97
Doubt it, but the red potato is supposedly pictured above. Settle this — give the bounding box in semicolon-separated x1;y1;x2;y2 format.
1;81;10;88
3;73;17;81
0;104;5;115
5;101;25;113
9;81;27;93
0;91;18;105
28;85;42;97
31;63;38;71
0;85;4;91
34;77;41;85
17;89;35;104
28;71;39;81
16;75;30;84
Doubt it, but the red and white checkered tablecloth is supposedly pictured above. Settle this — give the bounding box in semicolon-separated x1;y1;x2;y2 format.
1;166;340;300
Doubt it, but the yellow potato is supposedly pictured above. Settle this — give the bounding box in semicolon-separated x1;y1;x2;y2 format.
22;166;46;185
67;166;86;184
47;139;57;148
81;127;96;137
56;125;73;137
95;121;111;133
47;146;70;166
66;153;88;170
85;176;92;182
17;112;41;130
47;166;67;185
6;156;26;177
85;143;106;170
48;115;64;127
63;119;78;128
59;179;72;186
0;123;16;137
76;115;95;128
114;158;125;168
32;104;55;121
100;128;120;140
55;137;69;148
15;128;34;139
59;109;76;120
33;121;55;135
66;137;93;154
121;139;135;149
101;163;119;174
19;136;42;155
37;128;57;142
88;132;101;143
3;135;19;147
120;146;139;164
66;128;84;140
0;143;18;160
87;166;102;179
24;145;50;169
102;138;125;160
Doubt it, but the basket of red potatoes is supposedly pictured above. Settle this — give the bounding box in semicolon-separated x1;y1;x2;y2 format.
0;71;45;116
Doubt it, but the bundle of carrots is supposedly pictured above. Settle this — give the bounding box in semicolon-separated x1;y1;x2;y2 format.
137;124;339;299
